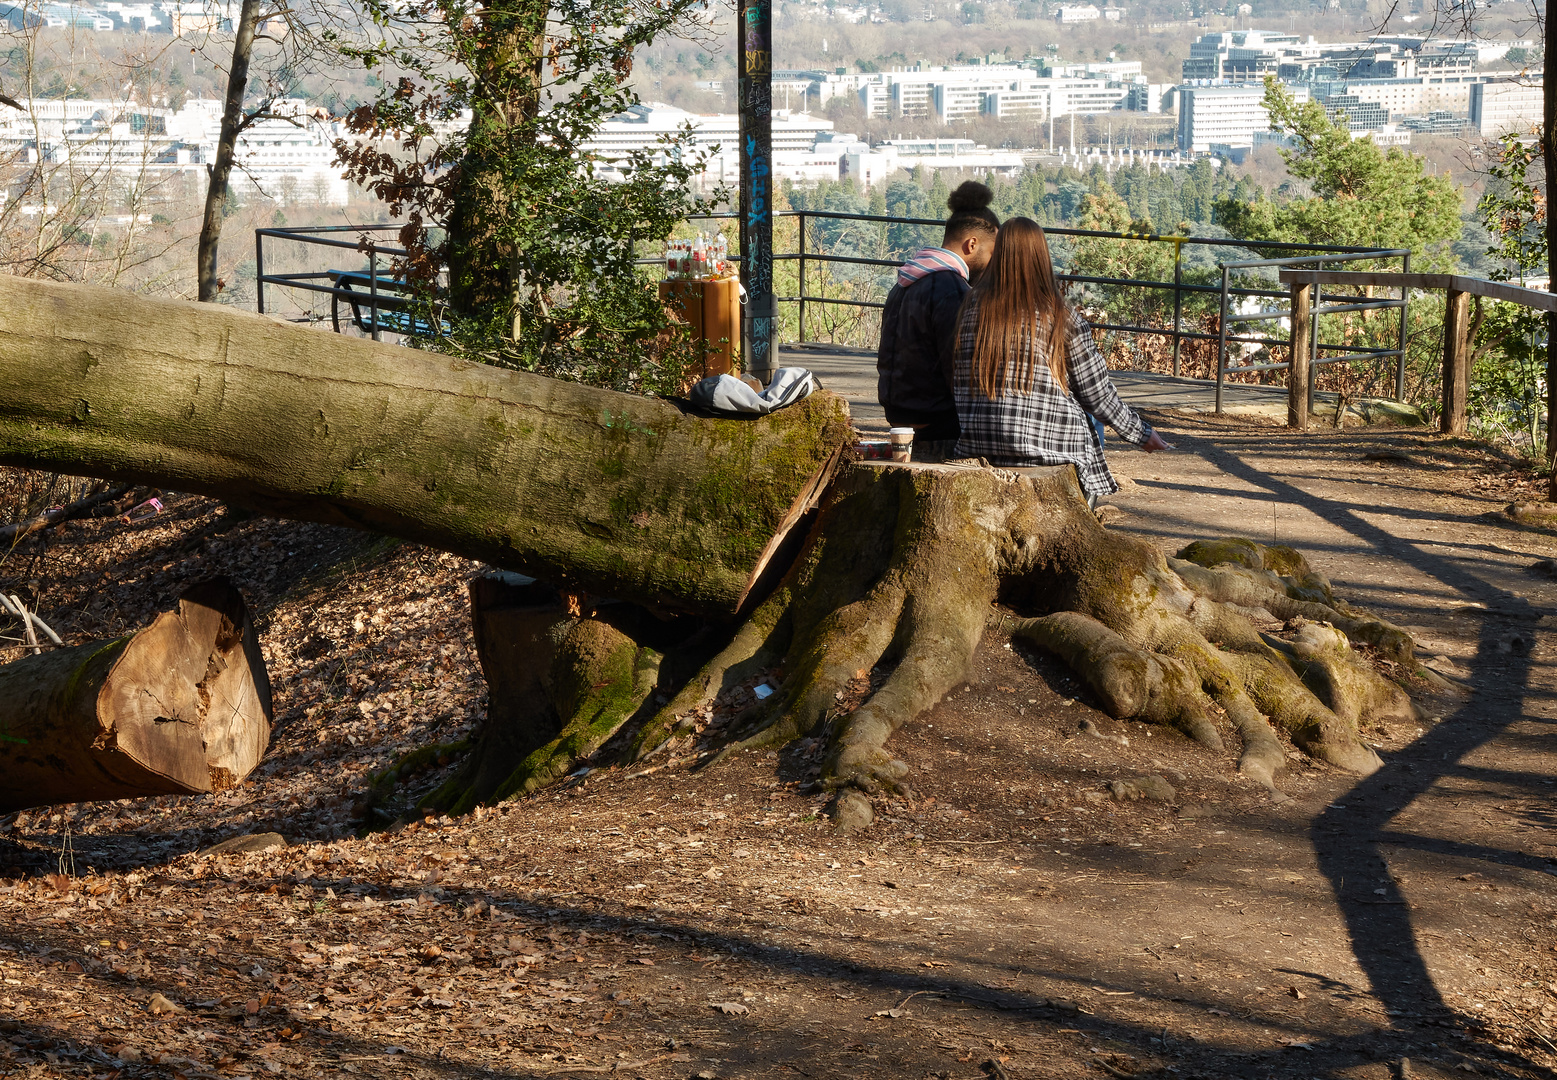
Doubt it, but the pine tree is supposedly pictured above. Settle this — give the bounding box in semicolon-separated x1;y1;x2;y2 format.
1216;79;1462;267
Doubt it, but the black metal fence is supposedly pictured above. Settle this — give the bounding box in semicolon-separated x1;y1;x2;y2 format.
254;224;410;340
775;210;1405;381
255;213;1406;406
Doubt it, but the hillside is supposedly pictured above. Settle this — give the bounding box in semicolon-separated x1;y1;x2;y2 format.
3;408;1557;1079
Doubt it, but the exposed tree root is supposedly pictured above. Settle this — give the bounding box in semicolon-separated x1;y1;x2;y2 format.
422;463;1421;832
620;461;1421;830
1171;538;1417;665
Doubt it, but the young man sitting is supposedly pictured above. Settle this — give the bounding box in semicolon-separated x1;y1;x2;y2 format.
875;181;1000;457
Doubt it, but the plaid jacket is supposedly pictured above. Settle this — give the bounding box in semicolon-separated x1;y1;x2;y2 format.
952;296;1153;497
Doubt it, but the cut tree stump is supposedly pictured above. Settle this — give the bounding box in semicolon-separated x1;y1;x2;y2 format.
0;275;1426;823
377;571;708;819
0;579;272;812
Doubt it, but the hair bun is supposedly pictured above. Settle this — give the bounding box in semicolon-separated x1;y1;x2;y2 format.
947;180;994;214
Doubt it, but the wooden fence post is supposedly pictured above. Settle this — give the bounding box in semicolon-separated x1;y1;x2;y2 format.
1441;288;1470;436
1288;279;1312;430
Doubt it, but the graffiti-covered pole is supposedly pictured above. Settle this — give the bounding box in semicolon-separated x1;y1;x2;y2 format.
738;0;775;378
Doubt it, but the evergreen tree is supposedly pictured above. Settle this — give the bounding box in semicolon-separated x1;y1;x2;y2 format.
1216;79;1462;266
883;178;934;257
1181;160;1216;225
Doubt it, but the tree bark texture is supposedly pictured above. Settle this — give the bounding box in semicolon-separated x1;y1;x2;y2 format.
0;274;851;618
626;462;1421;831
444;0;547;317
196;0;262;303
0;579;271;813
1287;281;1311;430
1441;288;1471;436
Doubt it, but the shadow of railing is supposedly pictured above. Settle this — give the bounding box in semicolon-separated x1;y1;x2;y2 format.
1149;423;1557;1054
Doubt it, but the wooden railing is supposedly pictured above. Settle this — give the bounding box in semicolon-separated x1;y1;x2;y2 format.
1279;269;1557;434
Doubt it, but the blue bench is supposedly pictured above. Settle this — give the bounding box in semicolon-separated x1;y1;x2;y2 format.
327;271;447;337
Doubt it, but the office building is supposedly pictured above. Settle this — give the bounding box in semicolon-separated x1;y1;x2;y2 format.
1177;83;1310;152
1471;78;1543;137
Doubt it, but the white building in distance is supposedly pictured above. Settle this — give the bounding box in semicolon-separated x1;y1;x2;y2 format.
1470;77;1543;137
1055;4;1123;20
173;98;349;204
0;94;351;205
1177;83;1309;152
580;103;1029;189
858;67;1134;123
774;64;1140;124
580;103;835;161
845;140;1024;185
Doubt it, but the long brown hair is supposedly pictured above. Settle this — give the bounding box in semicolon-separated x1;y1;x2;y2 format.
964;217;1071;398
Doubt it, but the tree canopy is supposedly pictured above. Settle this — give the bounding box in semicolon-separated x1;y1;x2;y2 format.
1216;78;1463;267
331;0;716;393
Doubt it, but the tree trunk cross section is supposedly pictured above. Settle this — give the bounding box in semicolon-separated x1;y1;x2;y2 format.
0;579;271;812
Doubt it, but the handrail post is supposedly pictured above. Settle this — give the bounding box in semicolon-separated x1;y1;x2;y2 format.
797;211;807;345
255;229;266;315
1441;286;1471;435
1214;264;1229;415
1288;275;1312;430
1171;239;1183;377
1395;250;1410;401
369;244;381;343
1309;257;1320;416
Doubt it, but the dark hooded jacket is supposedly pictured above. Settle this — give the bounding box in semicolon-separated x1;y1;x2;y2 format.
875;248;969;441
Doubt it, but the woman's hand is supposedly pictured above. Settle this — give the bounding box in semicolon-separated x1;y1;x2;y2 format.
1142;431;1175;453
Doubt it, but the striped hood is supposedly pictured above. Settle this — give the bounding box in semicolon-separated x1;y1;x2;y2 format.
896;247;969;288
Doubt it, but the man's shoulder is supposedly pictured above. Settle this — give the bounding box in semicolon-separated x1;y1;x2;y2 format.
930;270;971;299
904;269;969;303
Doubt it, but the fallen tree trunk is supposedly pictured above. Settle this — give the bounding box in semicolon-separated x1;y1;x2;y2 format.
0;579;272;812
0;276;1426;827
0;275;851;619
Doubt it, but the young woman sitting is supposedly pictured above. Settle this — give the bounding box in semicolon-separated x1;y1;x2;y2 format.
951;217;1172;501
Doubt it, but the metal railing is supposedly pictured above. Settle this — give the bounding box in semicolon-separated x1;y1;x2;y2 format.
1214;249;1411;414
255;216;1399;397
255;224;409;342
774;210;1400;381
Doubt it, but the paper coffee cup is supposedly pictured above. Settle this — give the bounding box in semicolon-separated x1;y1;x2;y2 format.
888;426;914;463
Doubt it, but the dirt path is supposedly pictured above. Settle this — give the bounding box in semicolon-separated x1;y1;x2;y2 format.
3;414;1557;1080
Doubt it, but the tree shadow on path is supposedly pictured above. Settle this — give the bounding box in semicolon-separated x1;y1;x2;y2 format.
1172;429;1557;1074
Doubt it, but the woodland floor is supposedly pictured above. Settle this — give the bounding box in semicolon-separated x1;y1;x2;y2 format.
4;411;1557;1080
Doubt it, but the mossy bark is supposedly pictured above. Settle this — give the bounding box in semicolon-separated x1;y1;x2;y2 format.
0;579;271;812
385;573;703;818
626;461;1420;830
0;274;851;619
